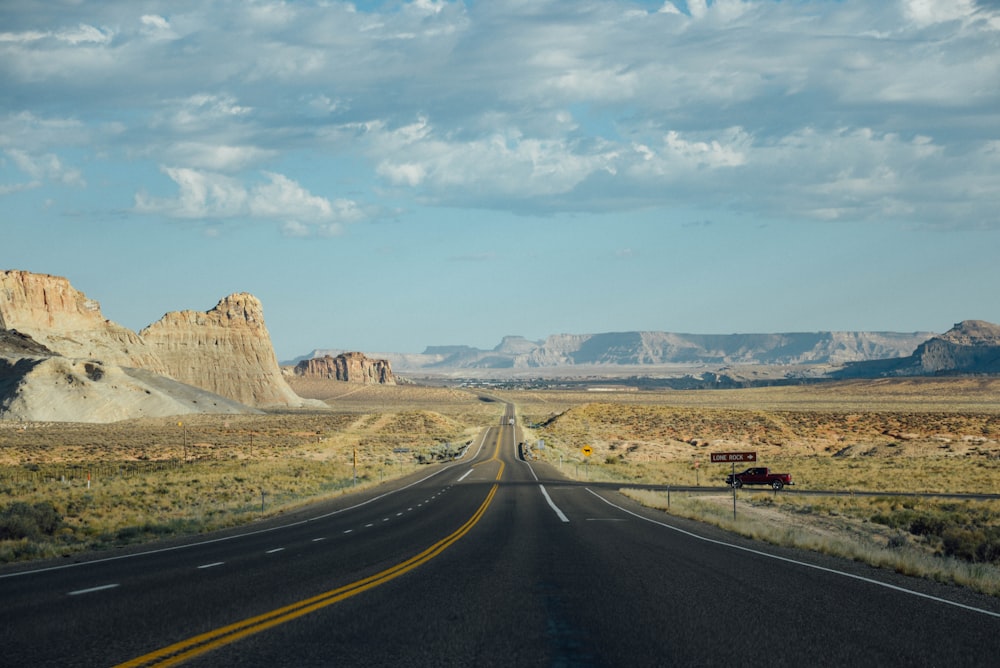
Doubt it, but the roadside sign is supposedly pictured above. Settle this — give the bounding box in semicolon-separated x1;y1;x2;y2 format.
581;445;593;457
710;452;758;520
710;451;757;463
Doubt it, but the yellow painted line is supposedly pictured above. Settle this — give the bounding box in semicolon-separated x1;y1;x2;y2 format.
116;429;506;668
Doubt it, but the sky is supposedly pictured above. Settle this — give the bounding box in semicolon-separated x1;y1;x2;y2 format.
2;0;999;361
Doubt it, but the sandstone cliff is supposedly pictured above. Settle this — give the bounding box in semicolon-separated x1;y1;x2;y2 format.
909;320;1000;374
294;352;395;384
0;270;168;373
141;294;311;408
1;271;320;420
833;320;1000;378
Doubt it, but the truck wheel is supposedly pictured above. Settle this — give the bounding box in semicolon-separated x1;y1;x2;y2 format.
771;480;784;490
732;480;742;489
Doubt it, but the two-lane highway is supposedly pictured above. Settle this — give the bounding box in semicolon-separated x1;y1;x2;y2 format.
3;405;998;666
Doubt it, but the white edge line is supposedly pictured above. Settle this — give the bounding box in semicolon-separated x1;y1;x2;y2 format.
585;488;1000;620
197;562;224;569
2;428;494;580
539;485;570;523
68;583;119;596
512;427;568;523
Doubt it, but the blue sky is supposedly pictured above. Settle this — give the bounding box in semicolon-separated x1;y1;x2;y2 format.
3;0;999;361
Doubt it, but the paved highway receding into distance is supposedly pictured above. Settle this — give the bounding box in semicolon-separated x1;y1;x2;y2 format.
2;403;998;666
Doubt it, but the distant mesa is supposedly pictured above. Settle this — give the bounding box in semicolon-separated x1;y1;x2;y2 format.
294;352;395;385
832;320;1000;378
295;322;1000;384
0;269;321;423
310;330;937;374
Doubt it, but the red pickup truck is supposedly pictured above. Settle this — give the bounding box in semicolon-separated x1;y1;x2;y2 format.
725;467;793;490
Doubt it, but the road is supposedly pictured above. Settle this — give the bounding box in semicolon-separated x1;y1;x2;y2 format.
2;404;998;666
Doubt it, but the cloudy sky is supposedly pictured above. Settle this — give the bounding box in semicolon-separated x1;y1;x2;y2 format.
3;0;999;360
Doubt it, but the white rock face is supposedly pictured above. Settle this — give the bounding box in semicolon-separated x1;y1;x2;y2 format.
1;271;319;421
140;293;311;408
0;357;253;423
0;270;168;373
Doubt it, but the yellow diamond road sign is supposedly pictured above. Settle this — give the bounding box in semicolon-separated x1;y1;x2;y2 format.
581;445;593;457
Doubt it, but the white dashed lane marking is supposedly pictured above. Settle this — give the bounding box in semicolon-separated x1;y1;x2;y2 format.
68;584;119;596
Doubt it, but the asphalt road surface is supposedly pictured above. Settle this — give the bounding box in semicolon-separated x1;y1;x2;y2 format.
2;405;998;667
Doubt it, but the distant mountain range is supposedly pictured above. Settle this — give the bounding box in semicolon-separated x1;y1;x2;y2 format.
299;329;936;373
299;321;1000;380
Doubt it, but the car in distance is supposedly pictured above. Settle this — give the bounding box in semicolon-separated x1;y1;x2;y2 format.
725;467;793;490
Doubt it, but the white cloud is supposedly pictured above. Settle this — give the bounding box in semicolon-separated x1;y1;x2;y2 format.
55;24;114;45
250;172;335;222
377;162;426;187
0;24;113;45
0;30;49;43
134;167;367;234
371;119;617;200
157;94;252;132
135;167;247;219
140;15;176;40
0;181;39;195
4;149;85;187
165;142;275;172
4;0;1000;228
688;0;709;20
902;0;979;27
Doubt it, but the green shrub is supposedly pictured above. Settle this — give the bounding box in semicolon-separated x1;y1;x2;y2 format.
941;527;1000;564
0;501;62;540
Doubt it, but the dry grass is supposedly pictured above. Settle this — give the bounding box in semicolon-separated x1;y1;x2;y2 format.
0;383;504;563
620;489;1000;597
4;375;1000;598
499;380;1000;596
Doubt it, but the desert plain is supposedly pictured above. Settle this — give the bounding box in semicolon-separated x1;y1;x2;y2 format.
1;376;998;595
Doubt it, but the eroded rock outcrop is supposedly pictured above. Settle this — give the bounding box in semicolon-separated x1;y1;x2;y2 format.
911;320;1000;374
0;270;168;373
1;271;320;419
295;352;394;384
833;320;1000;377
141;294;311;407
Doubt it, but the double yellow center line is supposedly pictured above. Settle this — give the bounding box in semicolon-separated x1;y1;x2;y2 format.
117;429;505;667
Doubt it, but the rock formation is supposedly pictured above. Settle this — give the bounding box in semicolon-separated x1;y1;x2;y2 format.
833;320;1000;378
294;352;395;384
1;271;320;421
141;293;311;407
0;270;168;373
912;320;1000;374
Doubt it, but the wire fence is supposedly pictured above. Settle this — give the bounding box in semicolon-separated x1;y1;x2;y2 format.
0;460;187;484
